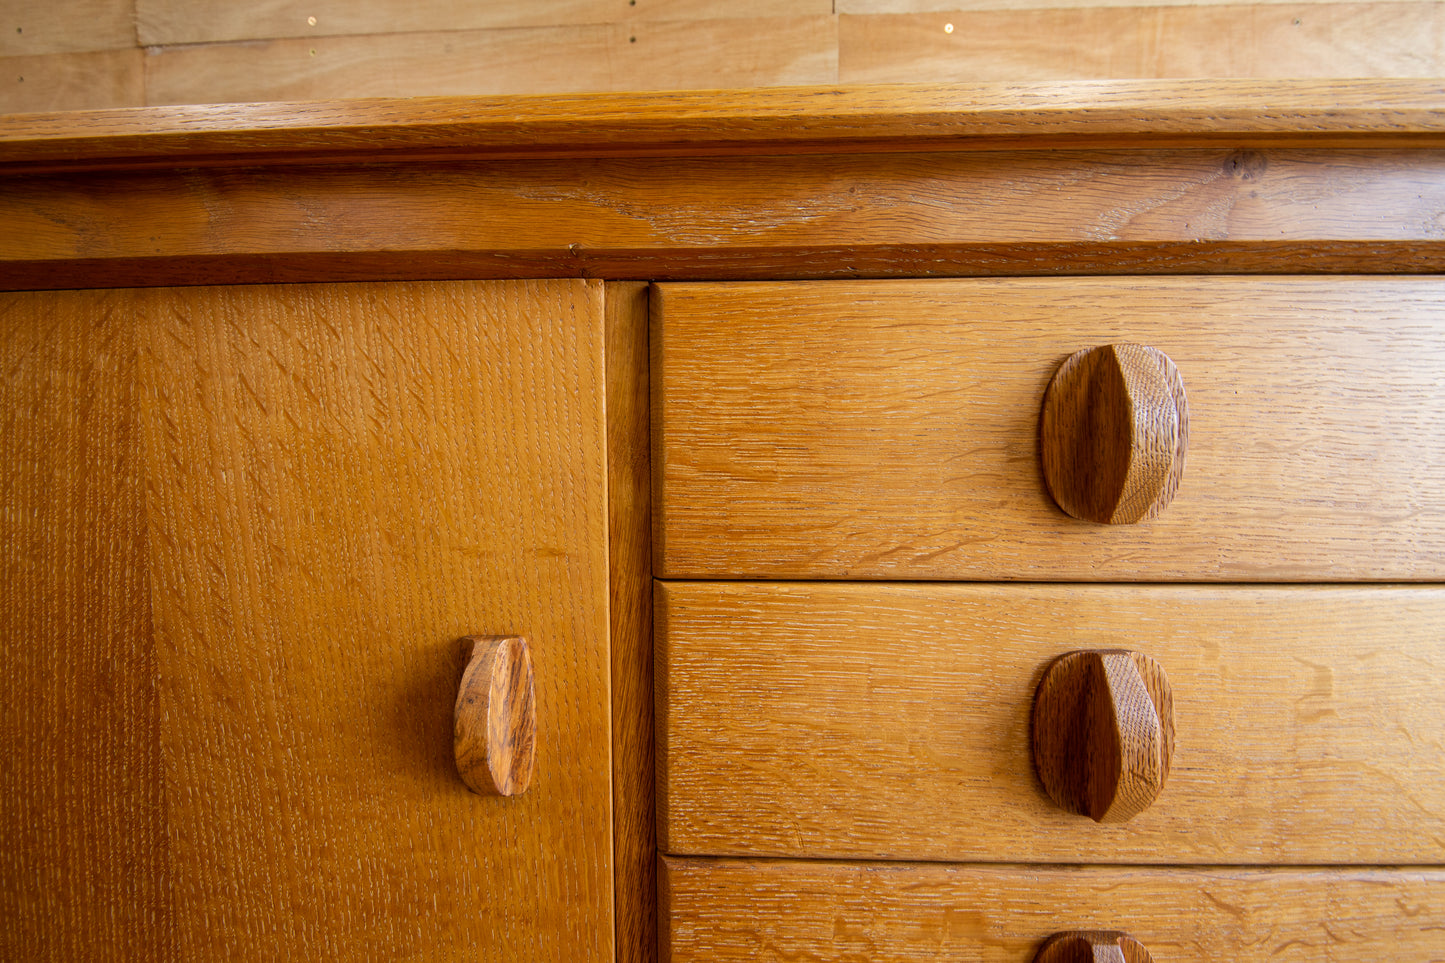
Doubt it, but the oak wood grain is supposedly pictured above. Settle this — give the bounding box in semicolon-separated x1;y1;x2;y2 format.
1040;344;1187;525
136;0;832;45
840;4;1445;82
661;858;1445;962
142;17;837;107
607;281;657;963
7;149;1445;290
1035;931;1153;963
654;277;1445;581
136;280;612;958
1032;651;1175;823
656;581;1445;863
5;82;1445;169
0;290;172;962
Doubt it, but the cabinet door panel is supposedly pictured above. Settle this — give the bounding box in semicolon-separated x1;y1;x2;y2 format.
140;279;611;958
0;290;171;962
135;280;612;959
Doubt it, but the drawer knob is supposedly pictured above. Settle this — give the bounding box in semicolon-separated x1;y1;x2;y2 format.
1032;649;1174;823
1035;930;1154;963
454;635;536;797
1040;343;1188;524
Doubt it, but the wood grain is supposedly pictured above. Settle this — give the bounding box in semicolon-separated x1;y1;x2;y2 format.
7;148;1445;291
0;49;145;113
656;581;1445;863
1032;651;1175;823
143;17;837;106
845;0;1443;8
0;0;137;57
839;4;1445;82
454;635;537;797
661;858;1445;962
654;278;1445;581
0;290;171;961
607;281;656;963
1040;343;1187;525
6;82;1445;170
136;0;832;45
1035;931;1153;963
136;280;612;958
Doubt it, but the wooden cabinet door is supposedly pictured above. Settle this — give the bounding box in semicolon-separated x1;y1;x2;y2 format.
1;280;613;960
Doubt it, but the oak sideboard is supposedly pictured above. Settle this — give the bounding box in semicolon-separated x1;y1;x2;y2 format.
2;81;1443;961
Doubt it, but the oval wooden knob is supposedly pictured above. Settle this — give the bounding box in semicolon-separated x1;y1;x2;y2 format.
1032;649;1174;823
1040;343;1188;524
1035;930;1155;963
454;635;536;797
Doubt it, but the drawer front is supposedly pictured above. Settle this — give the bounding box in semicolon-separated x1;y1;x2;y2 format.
657;581;1445;864
653;278;1445;580
662;857;1445;962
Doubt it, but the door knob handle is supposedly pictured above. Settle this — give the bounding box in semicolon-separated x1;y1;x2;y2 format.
1035;930;1154;962
1032;649;1175;823
1041;343;1188;524
454;635;536;796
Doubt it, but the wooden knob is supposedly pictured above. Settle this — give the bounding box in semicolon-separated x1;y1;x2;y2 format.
1035;930;1155;963
1040;343;1188;524
1032;650;1174;823
454;635;536;797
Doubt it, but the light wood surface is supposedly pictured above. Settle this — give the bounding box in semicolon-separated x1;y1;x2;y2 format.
839;4;1445;82
1040;344;1187;525
454;635;537;797
607;281;657;963
143;16;838;106
0;0;136;57
1032;651;1174;824
656;581;1445;863
845;0;1443;8
135;0;833;45
654;277;1445;581
136;279;613;958
0;290;170;961
661;858;1445;962
7;82;1445;169
0;49;144;113
9;2;1445;112
0;280;620;957
8;149;1445;291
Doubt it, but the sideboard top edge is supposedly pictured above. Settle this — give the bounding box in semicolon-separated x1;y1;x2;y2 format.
4;80;1445;169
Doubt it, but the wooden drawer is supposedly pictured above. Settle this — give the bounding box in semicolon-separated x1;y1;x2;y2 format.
653;278;1445;581
657;581;1445;864
661;857;1445;962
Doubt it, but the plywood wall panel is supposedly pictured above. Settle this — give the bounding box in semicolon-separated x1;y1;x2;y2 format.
843;0;1440;8
0;50;145;113
0;0;136;57
144;16;837;105
840;3;1445;81
136;0;832;46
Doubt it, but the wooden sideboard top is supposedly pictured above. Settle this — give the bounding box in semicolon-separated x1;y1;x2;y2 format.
5;80;1445;290
5;81;1445;169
